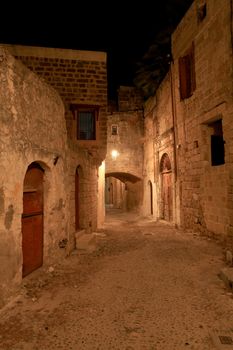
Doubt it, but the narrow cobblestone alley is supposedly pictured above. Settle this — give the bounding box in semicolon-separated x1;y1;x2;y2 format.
1;209;233;350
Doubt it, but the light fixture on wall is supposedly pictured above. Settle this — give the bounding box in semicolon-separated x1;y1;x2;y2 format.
111;149;119;160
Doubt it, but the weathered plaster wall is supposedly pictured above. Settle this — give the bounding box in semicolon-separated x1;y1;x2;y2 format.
0;47;67;306
1;45;108;243
2;44;108;162
67;146;100;240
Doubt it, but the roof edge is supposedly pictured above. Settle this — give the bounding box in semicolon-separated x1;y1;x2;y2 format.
0;44;107;62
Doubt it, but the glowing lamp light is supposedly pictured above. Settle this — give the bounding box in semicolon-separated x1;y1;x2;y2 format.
111;149;119;160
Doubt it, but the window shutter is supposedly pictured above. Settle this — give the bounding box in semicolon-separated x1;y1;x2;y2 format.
190;42;196;92
179;57;187;100
179;42;196;100
185;55;192;97
179;56;191;99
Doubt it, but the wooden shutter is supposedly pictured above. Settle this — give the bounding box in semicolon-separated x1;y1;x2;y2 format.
190;42;196;93
179;55;191;99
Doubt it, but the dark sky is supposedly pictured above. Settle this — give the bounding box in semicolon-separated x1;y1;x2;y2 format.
0;0;193;99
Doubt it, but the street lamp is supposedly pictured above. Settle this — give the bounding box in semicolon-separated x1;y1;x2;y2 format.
111;149;119;160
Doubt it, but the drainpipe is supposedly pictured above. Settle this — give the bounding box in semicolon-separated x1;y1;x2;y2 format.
231;0;233;48
170;57;182;227
170;60;178;181
230;0;233;80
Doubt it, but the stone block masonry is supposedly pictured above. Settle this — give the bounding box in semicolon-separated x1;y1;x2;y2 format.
171;0;233;235
142;0;233;236
2;44;108;248
0;47;67;306
2;44;108;162
105;87;144;212
0;44;108;308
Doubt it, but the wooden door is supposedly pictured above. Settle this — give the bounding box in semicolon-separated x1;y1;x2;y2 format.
162;172;172;221
22;164;44;277
160;154;173;221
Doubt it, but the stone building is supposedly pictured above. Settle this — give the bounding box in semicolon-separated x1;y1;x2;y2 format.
143;0;233;245
0;45;107;306
105;86;144;212
1;0;233;309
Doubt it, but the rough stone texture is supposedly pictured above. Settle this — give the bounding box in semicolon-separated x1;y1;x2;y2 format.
0;47;67;306
66;147;103;240
0;45;107;308
0;210;232;350
171;0;233;235
117;85;144;112
2;44;108;249
1;44;108;162
105;176;126;209
219;266;233;291
143;0;233;238
106;111;144;178
143;73;176;219
105;87;144;211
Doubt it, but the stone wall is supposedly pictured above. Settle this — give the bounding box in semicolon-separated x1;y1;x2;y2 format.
171;0;233;235
143;0;233;234
1;44;108;243
106;111;144;178
0;44;108;308
118;86;144;112
105;176;126;209
105;87;144;212
142;101;156;217
0;47;67;306
143;73;176;220
2;44;108;162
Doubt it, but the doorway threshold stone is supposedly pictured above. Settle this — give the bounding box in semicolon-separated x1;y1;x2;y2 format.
75;231;97;251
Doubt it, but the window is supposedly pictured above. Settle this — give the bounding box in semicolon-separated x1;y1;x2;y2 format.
111;125;118;135
209;120;225;166
78;111;95;140
70;105;99;140
179;42;196;100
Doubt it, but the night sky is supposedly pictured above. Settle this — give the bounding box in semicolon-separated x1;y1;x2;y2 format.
0;0;193;99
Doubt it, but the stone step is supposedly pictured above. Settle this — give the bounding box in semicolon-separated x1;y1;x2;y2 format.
219;267;233;290
75;230;97;251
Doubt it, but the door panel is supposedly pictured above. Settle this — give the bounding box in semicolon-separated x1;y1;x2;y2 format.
22;214;43;277
22;165;44;277
23;191;43;215
162;172;173;221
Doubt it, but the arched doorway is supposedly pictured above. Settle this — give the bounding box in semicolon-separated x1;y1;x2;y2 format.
22;163;44;277
148;180;153;215
160;154;173;221
105;172;142;212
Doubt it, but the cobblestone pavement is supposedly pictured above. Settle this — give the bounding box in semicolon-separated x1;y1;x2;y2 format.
1;209;233;350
